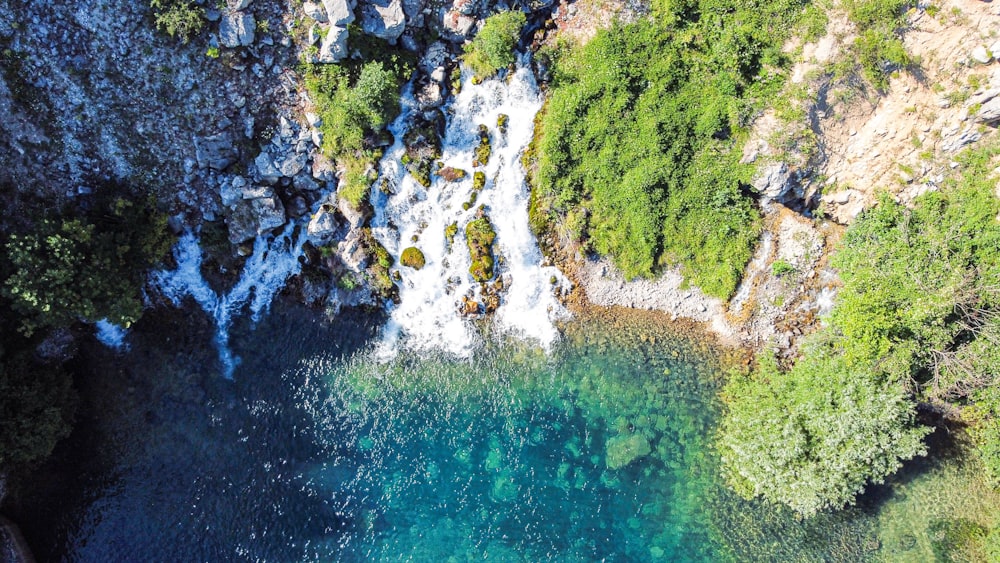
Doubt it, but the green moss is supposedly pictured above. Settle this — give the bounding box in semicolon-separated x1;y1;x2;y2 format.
400;246;426;270
465;211;497;282
497;114;509;136
445;222;459;247
474;125;491;167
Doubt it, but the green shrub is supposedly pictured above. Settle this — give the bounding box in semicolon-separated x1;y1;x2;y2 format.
771;259;795;277
148;0;205;43
463;11;526;79
0;347;76;468
303;55;412;208
719;344;930;516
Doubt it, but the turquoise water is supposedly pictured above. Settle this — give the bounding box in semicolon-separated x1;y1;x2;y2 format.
10;304;999;561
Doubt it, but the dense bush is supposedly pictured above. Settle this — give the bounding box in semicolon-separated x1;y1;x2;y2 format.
304;53;412;207
463;11;526;79
531;0;809;297
0;346;76;468
148;0;205;43
2;196;173;336
841;0;911;90
720;344;929;516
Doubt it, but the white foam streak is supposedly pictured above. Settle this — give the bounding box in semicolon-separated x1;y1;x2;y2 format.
151;224;306;378
372;60;568;359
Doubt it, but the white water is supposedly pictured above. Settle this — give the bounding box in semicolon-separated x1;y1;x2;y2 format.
94;319;129;350
150;224;307;378
371;60;569;358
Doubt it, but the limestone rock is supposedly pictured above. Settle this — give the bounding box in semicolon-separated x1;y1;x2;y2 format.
280;152;308;177
322;0;355;26
294;173;321;192
360;0;405;43
254;151;282;184
975;96;1000;124
419;41;449;74
339;194;371;229
402;0;427;26
194;133;237;170
312;153;337;182
220;11;256;47
307;204;340;242
228;0;253;9
752;162;794;201
338;228;369;271
415;80;445;109
942;127;982;152
318;25;349;63
303;1;328;22
972;45;993;65
440;9;476;40
227;195;287;243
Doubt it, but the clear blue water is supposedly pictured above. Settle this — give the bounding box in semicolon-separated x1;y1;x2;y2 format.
17;304;978;562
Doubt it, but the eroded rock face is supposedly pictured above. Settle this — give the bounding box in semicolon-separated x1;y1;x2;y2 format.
360;0;406;43
220;11;256;47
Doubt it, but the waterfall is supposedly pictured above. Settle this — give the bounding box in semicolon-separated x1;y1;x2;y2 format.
150;224;307;379
371;59;569;358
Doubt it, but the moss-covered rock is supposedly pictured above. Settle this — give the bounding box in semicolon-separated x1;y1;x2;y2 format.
438;166;467;182
497;114;509;136
359;228;397;300
465;208;497;282
474;124;491;167
473;170;486;191
445;222;459;247
400;246;426;269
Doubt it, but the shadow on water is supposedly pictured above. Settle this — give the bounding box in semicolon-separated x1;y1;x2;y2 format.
5;299;386;562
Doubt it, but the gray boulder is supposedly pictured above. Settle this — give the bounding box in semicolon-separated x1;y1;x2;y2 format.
440;9;476;41
294;173;321;192
255;152;283;184
308;204;341;242
313;153;338;182
220;175;250;206
402;0;427;26
415;81;445;109
318;25;349;62
361;0;405;43
227;195;287;243
419;41;449;74
338;192;371;228
323;0;356;26
280;152;309;177
303;1;328;22
220;11;256;47
975;97;1000;124
228;0;253;9
752;162;794;201
338;228;369;271
194;133;237;170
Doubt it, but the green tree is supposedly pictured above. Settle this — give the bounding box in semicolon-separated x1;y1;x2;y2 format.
2;197;173;335
463;11;526;79
719;342;930;516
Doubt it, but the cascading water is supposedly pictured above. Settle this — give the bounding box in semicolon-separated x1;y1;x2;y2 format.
371;59;568;358
150;224;307;379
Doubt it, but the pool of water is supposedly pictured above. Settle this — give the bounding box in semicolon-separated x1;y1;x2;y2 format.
7;304;999;561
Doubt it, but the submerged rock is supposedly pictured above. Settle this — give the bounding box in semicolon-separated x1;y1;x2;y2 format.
605;433;651;470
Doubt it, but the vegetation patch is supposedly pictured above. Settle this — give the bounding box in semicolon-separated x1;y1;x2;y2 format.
303;44;413;207
530;0;812;297
462;11;526;80
148;0;206;43
358;228;398;300
473;124;491;167
465;209;497;283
